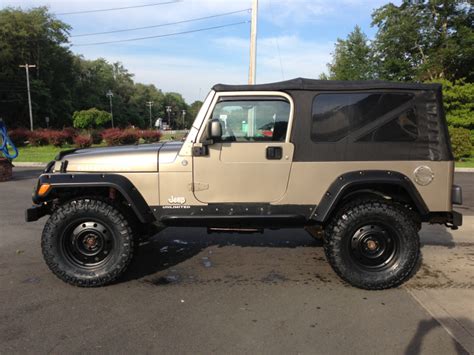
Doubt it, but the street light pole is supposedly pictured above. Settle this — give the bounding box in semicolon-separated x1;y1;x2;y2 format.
19;64;36;131
146;101;154;128
106;90;114;128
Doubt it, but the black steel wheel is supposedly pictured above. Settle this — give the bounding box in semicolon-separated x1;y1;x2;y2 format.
62;221;114;269
349;224;399;270
42;199;134;287
324;199;419;290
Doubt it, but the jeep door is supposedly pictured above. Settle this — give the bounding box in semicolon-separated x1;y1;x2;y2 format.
192;92;294;203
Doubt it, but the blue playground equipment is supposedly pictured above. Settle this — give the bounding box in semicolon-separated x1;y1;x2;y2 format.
0;119;18;160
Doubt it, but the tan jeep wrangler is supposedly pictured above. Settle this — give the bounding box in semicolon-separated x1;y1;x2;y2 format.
26;78;463;289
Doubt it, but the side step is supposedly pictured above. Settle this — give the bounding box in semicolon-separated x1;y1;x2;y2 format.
207;227;263;234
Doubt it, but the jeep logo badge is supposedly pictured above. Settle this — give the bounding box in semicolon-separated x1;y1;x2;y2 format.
168;196;186;205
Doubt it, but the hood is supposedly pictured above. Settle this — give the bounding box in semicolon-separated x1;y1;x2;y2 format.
57;143;165;173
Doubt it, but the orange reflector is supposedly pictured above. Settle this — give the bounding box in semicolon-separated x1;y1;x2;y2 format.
37;183;52;196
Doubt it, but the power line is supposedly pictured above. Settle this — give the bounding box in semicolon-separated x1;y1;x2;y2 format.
71;9;251;37
269;0;285;80
72;21;249;47
56;1;181;16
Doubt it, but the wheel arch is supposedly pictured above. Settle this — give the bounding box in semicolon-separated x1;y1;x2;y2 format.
34;173;155;223
313;170;429;223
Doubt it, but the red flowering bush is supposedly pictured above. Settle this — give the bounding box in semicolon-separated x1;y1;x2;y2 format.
28;130;49;146
90;129;103;144
120;128;140;145
102;128;139;146
101;128;122;146
47;130;68;147
8;128;30;147
62;127;77;144
73;134;92;148
139;130;162;143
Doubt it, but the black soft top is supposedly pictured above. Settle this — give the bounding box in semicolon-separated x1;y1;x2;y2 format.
213;77;440;92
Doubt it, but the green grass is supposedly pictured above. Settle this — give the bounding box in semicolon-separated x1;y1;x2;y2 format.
15;144;105;163
161;132;186;141
15;144;72;163
456;152;474;167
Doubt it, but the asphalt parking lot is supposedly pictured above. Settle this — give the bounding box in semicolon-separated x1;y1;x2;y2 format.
1;169;473;354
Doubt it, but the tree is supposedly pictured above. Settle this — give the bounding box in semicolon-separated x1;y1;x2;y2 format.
327;26;375;80
432;79;474;130
0;7;202;130
187;100;203;125
162;92;187;129
371;0;474;82
128;83;165;128
72;108;111;129
0;7;74;128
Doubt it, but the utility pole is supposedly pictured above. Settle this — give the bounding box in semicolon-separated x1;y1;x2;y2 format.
19;64;36;131
106;90;114;128
181;110;186;129
146;101;154;128
166;106;172;128
248;0;258;85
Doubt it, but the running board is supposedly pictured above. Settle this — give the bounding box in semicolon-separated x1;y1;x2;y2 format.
207;227;263;234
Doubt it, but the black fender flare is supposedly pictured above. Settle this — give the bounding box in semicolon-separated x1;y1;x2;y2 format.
34;173;155;223
312;170;429;223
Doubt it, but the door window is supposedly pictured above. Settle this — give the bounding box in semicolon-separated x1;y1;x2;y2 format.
210;99;290;142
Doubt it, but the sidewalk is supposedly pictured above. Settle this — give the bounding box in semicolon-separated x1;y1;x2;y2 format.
406;217;474;353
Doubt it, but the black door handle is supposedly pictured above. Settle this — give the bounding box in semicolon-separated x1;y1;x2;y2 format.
266;146;282;160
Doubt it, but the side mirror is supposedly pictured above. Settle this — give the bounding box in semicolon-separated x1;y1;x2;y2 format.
208;119;222;140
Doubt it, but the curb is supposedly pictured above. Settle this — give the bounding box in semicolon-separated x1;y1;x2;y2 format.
13;162;47;168
11;162;474;172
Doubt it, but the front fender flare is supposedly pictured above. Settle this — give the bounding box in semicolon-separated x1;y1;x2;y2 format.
33;173;155;223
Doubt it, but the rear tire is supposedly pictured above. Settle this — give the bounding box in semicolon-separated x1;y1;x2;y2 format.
41;198;134;287
324;200;419;290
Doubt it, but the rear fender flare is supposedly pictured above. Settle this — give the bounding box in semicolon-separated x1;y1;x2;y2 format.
312;170;429;223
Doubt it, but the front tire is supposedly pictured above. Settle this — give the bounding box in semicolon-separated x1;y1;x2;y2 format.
41;199;134;287
324;200;419;290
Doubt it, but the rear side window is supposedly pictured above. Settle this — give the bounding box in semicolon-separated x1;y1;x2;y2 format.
311;93;414;142
357;108;418;142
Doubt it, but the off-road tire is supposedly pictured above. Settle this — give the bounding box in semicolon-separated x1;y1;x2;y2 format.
41;198;134;287
324;200;419;290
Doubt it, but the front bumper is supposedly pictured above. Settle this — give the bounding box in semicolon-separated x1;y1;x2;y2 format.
25;204;49;222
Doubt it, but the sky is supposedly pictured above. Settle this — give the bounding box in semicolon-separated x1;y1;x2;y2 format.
2;0;399;103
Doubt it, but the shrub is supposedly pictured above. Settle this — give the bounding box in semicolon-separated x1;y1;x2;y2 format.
102;128;139;146
28;130;49;146
47;130;68;147
448;127;472;160
433;79;474;130
120;128;140;145
62;127;77;144
8;128;30;147
73;134;92;149
73;108;111;129
139;130;162;143
102;128;123;146
90;129;103;145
